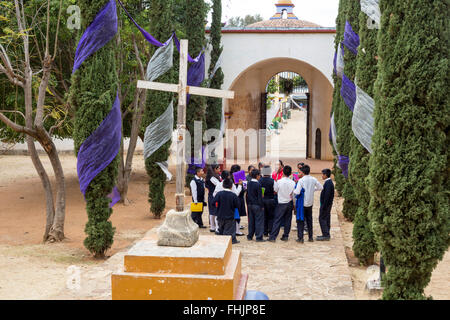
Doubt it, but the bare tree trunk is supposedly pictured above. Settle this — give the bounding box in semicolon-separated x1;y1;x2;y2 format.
117;88;147;204
26;136;56;242
36;127;66;242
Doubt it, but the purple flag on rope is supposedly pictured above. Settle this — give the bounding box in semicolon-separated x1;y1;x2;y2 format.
77;93;122;205
117;0;203;63
341;74;356;112
342;21;360;55
338;155;350;179
72;0;118;73
186;53;206;105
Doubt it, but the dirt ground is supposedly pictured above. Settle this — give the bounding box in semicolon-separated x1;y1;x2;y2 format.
0;154;448;300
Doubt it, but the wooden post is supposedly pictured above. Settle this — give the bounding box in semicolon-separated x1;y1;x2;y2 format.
175;40;188;212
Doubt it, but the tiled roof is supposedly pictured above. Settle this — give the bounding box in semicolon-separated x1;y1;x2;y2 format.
247;19;322;29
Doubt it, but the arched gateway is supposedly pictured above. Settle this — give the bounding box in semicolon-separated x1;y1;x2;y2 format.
206;0;336;161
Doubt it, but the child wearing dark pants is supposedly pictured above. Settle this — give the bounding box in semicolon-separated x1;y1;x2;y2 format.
294;165;323;242
317;169;335;241
260;166;275;237
213;178;241;244
246;169;266;242
190;167;206;228
269;166;296;242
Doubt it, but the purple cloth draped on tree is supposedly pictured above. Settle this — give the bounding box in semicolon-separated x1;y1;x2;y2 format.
117;0;203;63
338;155;350;179
341;74;356;112
77;93;122;207
73;0;122;207
342;21;360;55
333;50;337;75
72;0;118;73
186;53;206;105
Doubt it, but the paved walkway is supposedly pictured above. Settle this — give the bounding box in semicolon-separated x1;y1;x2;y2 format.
53;172;354;300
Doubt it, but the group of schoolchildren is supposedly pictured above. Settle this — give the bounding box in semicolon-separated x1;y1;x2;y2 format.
190;160;335;245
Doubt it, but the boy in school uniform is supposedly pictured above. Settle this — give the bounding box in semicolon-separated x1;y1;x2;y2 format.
294;165;323;242
213;178;241;244
269;166;296;242
259;166;276;237
190;167;207;229
316;169;335;241
246;169;266;242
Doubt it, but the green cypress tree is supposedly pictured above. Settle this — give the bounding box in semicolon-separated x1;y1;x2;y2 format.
350;5;379;266
185;0;209;185
335;0;359;222
142;0;177;219
70;1;119;258
368;0;449;299
206;0;224;155
330;0;346;196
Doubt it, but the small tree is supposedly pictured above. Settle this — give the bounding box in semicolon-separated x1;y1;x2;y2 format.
205;0;224;162
142;0;177;218
334;0;359;222
185;0;209;185
350;4;378;266
0;0;67;242
330;0;346;196
368;0;449;299
70;0;119;258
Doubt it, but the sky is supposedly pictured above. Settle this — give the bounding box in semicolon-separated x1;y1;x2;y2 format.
217;0;339;27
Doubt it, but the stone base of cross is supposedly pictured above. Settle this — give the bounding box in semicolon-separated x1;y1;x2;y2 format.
138;39;234;247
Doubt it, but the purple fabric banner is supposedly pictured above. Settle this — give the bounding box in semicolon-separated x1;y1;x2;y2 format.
187;53;206;105
77;93;122;202
333;50;337;75
338;155;350;179
342;21;360;55
117;0;203;63
341;74;356;112
107;186;121;208
72;0;118;73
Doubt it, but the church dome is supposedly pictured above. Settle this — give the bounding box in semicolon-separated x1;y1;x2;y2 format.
246;0;322;29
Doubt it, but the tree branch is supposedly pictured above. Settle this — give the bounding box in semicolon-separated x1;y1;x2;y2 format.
0;112;37;138
0;110;26;121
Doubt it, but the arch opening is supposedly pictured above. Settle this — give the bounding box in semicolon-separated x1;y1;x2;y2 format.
224;57;334;162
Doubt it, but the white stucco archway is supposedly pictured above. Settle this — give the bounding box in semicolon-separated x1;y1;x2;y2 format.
206;28;336;160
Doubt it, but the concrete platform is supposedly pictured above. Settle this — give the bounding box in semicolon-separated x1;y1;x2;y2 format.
111;234;248;300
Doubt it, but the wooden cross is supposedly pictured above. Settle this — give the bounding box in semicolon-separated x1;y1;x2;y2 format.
138;39;234;213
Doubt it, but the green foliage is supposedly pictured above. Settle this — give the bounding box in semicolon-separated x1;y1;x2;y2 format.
70;0;119;258
334;0;359;222
293;75;307;88
330;0;346;196
0;0;75;143
206;0;223;134
368;0;449;299
350;7;379;265
226;14;263;28
267;78;279;94
185;0;208;185
279;77;294;95
143;0;176;218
